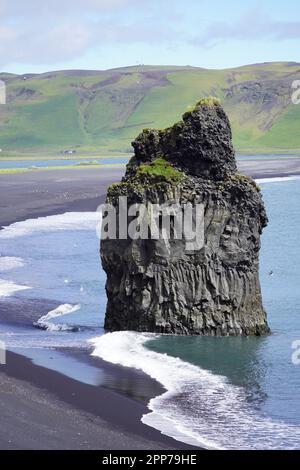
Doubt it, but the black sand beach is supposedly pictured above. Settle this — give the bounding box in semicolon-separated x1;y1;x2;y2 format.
1;156;300;226
0;157;300;226
0;157;299;450
238;155;300;179
0;167;123;227
0;351;195;450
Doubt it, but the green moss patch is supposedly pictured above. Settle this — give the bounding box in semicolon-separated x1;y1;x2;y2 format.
196;96;221;107
136;158;185;184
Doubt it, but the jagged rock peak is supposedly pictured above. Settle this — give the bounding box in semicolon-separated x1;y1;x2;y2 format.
101;98;269;336
131;97;237;180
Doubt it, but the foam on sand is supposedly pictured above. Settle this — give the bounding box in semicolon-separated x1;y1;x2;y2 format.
0;256;24;271
0;279;31;297
255;175;300;184
90;331;300;450
34;303;81;331
0;212;101;239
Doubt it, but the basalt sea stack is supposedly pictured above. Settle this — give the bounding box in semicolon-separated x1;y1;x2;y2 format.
101;98;269;335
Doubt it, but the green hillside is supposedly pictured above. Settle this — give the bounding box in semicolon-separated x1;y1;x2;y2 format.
0;62;300;155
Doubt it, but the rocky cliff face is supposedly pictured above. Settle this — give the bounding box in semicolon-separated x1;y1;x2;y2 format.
101;98;269;335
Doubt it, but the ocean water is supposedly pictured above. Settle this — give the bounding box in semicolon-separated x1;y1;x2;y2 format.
0;211;105;348
0;177;300;449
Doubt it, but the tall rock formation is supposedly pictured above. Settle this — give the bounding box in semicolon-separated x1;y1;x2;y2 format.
101;98;269;335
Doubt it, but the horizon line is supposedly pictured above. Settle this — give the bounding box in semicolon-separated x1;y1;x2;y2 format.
1;60;300;77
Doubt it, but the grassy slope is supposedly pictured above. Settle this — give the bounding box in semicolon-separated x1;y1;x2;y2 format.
0;62;300;155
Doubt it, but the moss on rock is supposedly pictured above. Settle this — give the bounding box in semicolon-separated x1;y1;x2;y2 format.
135;158;186;184
196;96;221;107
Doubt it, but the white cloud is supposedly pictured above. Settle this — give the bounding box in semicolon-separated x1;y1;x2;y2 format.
0;0;179;67
193;9;300;47
1;2;297;69
0;0;138;17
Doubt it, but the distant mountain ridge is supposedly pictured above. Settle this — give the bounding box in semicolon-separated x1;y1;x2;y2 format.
0;61;300;154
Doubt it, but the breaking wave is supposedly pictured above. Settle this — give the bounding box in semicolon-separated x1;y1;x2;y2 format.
0;256;24;271
90;331;300;450
0;279;31;297
0;212;101;239
34;303;81;332
255;175;300;184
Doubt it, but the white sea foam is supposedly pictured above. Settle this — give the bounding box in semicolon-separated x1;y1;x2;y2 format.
255;175;300;184
0;256;24;271
90;331;300;450
0;325;94;349
34;303;81;331
0;212;101;239
0;279;31;297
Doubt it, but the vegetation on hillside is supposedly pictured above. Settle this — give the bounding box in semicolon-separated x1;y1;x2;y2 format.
0;62;299;155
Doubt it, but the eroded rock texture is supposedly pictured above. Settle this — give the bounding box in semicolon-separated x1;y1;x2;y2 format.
101;98;269;335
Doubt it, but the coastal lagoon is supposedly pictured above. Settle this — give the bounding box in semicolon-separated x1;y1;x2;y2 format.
1;154;298;171
0;177;300;449
0;157;129;170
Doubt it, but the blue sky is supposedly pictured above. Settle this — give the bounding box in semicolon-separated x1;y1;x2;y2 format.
1;0;300;73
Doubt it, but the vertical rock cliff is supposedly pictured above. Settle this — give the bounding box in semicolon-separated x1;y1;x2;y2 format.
101;98;269;335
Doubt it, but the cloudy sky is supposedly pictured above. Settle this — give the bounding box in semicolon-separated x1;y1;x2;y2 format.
0;0;300;73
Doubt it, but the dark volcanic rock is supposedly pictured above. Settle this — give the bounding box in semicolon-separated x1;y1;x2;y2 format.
101;98;269;336
131;98;237;180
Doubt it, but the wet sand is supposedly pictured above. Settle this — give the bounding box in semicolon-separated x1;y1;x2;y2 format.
238;156;300;179
0;351;195;450
0;167;123;227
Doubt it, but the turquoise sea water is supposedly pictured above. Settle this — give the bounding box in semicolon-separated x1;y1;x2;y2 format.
0;178;300;448
148;178;300;425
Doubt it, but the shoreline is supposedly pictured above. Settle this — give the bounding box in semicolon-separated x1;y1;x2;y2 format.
0;350;197;450
0;163;126;175
1;154;300;181
0;166;199;450
0;148;299;160
0;167;123;227
0;159;298;450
